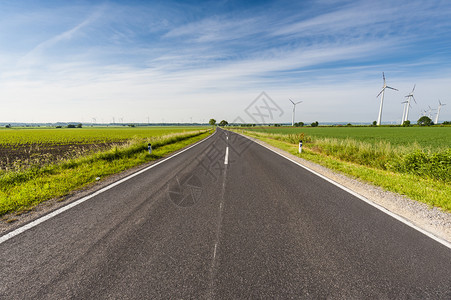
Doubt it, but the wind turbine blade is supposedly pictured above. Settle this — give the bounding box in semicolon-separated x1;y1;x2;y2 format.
412;84;416;93
386;86;398;91
296;101;302;105
289;99;294;105
401;101;408;104
382;72;385;81
412;95;417;104
377;88;384;98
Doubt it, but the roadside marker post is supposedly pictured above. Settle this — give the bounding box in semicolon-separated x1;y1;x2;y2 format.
148;143;152;154
299;140;302;153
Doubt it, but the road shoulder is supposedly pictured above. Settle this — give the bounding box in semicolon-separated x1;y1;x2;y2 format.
238;132;451;244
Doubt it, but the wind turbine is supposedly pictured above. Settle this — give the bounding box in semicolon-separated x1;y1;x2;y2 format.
435;100;446;124
289;99;302;126
419;109;428;118
376;72;398;125
403;85;417;123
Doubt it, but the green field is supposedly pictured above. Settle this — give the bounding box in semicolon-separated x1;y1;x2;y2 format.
0;126;207;145
0;126;209;171
243;126;451;150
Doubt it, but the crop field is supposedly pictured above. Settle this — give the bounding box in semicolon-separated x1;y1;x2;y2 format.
242;126;451;150
0;126;207;170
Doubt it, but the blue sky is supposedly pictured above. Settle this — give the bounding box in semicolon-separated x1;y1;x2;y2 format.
1;0;451;124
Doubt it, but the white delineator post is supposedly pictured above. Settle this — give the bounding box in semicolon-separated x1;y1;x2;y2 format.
148;143;152;154
299;140;303;153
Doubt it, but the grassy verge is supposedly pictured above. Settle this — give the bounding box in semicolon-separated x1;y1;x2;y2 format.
0;130;212;216
233;129;451;212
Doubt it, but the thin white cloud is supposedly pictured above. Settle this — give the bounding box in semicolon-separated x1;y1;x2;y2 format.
164;15;263;43
18;7;105;67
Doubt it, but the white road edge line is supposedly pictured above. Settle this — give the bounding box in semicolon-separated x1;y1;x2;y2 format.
235;131;451;250
224;147;229;165
0;131;216;245
213;243;218;258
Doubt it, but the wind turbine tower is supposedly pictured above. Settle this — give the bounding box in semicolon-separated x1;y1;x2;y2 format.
403;85;417;123
289;99;302;126
435;100;446;124
401;101;408;125
376;72;398;125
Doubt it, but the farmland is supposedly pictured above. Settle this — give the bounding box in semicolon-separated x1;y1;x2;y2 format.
242;126;451;150
0;127;206;170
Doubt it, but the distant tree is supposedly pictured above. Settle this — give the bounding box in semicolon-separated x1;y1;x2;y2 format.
417;116;433;126
76;123;82;128
402;120;411;127
67;124;76;128
347;123;352;126
128;124;135;127
218;120;228;126
55;125;62;128
294;122;304;127
372;121;377;126
209;119;216;126
5;124;11;128
442;121;451;125
311;121;319;127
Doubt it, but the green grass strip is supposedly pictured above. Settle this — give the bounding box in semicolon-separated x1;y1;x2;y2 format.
0;130;212;216
235;130;451;212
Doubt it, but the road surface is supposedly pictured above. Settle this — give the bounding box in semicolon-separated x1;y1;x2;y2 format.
1;128;450;299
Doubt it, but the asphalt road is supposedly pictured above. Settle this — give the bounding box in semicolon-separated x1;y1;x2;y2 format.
1;128;450;299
